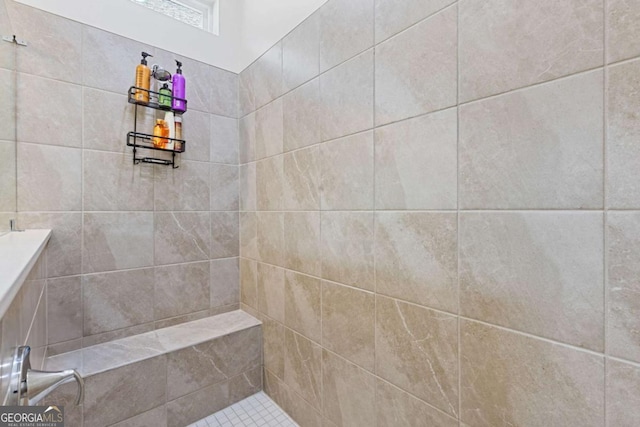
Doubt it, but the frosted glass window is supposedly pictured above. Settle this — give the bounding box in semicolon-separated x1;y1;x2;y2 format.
130;0;215;31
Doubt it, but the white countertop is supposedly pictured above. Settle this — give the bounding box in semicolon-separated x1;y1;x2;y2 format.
0;229;51;320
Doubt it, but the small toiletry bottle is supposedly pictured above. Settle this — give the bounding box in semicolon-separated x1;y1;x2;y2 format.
164;111;175;150
172;60;186;113
174;115;183;149
134;52;153;104
158;83;172;109
153;119;167;148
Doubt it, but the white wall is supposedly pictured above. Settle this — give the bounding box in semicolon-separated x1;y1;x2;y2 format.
14;0;326;73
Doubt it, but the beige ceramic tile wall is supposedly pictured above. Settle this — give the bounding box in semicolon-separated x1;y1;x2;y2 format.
239;0;640;425
2;0;240;354
0;0;16;232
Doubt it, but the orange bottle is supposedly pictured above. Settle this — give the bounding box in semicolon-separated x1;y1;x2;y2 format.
134;52;152;104
153;119;169;148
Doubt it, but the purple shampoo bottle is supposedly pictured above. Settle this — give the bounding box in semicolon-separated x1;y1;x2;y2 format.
172;60;186;113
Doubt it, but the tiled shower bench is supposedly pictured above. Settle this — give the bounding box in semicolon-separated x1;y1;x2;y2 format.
44;310;262;427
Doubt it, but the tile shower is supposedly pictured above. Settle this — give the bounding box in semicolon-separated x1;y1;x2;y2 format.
0;0;639;426
237;0;640;426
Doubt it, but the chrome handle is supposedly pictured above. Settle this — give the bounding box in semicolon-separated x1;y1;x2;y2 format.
27;368;84;406
9;346;83;406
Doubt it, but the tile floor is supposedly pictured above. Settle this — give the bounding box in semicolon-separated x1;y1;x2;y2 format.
188;391;298;427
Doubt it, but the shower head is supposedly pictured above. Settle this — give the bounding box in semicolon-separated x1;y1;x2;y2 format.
152;64;172;81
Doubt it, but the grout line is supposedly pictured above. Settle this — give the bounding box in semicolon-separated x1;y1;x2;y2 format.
603;1;609;425
455;0;462;423
371;0;378;422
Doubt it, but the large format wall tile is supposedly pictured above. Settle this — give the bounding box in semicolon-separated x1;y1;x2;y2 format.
460;212;604;351
210;67;239;118
154;212;210;265
608;60;640;208
321;211;375;291
257;212;284;266
82;26;148;94
210;163;238;211
256;156;284;211
322;281;375;371
376;379;458;427
320;131;374;210
182;109;212;162
460;320;604;427
257;263;285;323
110;406;166;427
210;114;238;164
607;0;640;64
240;258;258;309
607;212;640;362
210;258;239;308
17;143;82;211
47;276;82;345
84;150;154;211
459;0;603;102
283;12;320;91
320;50;374;141
210;211;239;259
320;0;374;72
83;268;154;335
18;212;82;277
263;317;285;379
375;0;455;43
283;79;322;152
255;99;283;160
239;112;256;163
17;74;82;148
155;160;210;211
375;108;457;210
375;6;457;125
240;163;256;212
284;329;322;410
284;211;320;276
0;140;15;212
167;381;228;427
82;88;142;152
240;212;258;260
376;296;458;417
252;43;283;110
8;2;82;83
0;0;14;70
284;270;321;343
0;69;15;142
459;71;603;209
154;262;210;320
607;359;640;427
376;212;457;313
166;326;261;400
239;65;255;117
322;350;376;427
83;356;167;427
283;146;320;211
